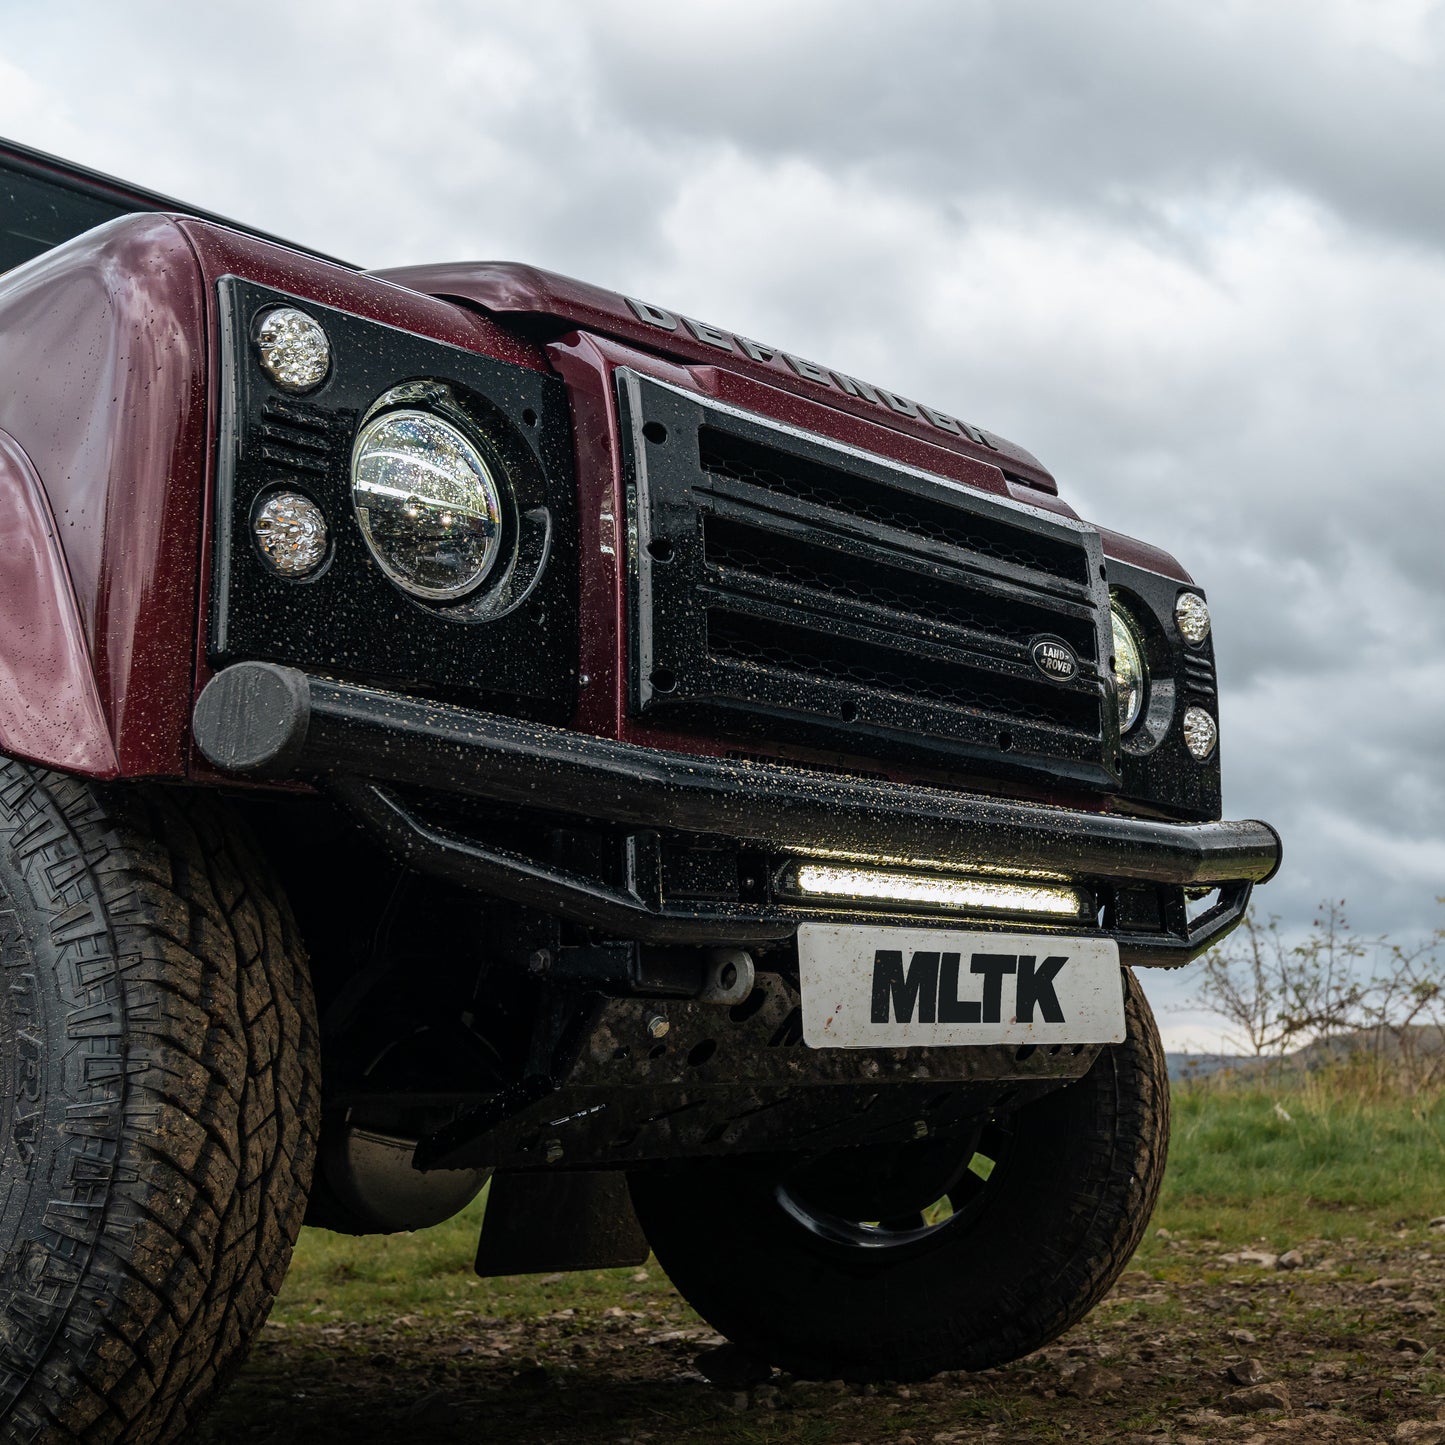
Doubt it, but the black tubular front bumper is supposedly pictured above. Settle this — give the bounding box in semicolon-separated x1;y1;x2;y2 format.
192;663;1282;964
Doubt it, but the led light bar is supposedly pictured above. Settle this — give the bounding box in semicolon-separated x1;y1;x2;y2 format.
790;863;1087;917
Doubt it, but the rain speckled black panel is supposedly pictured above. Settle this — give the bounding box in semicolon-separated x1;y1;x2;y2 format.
617;369;1118;790
209;277;576;718
1106;557;1223;821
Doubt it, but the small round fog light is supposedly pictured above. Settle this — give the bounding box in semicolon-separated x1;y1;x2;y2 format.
1175;591;1211;645
255;306;330;392
1182;705;1218;760
254;491;328;577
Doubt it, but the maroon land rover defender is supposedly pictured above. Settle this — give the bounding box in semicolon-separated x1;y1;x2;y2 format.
0;139;1280;1440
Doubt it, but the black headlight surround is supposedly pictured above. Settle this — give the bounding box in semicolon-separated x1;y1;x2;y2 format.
1105;557;1221;820
210;277;576;718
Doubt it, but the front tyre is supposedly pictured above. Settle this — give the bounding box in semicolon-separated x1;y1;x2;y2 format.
0;761;320;1442
629;966;1167;1381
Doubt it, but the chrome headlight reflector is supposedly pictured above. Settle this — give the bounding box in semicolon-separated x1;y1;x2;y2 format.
351;409;503;600
1183;705;1218;760
1110;605;1146;733
255;306;331;392
1175;591;1211;645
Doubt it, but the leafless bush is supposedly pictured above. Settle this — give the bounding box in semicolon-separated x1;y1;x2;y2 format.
1193;899;1445;1092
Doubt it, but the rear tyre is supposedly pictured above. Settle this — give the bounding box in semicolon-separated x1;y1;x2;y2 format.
0;761;320;1442
629;966;1167;1381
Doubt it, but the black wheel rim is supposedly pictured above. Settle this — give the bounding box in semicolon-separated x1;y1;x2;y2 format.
774;1120;1017;1253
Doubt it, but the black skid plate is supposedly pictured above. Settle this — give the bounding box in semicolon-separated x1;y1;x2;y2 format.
421;972;1100;1172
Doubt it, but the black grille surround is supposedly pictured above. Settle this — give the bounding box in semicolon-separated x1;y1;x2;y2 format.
619;370;1120;790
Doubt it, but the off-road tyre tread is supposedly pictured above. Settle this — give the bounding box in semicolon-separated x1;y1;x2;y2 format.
630;967;1169;1380
0;760;320;1443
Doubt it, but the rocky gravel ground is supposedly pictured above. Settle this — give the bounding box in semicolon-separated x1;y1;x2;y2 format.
201;1226;1445;1444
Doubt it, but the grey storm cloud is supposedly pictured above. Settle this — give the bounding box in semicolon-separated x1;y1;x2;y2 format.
592;2;1445;250
2;0;1443;1043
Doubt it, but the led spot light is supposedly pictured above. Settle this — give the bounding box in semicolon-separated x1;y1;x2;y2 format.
1182;706;1218;760
1175;592;1211;645
791;863;1087;918
253;491;328;577
255;306;331;392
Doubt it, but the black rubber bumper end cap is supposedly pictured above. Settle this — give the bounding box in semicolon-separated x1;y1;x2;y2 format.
1249;820;1285;885
193;663;311;776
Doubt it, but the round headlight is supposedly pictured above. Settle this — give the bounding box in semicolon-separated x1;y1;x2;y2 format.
1111;606;1146;733
255;307;330;392
351;409;503;600
1175;591;1211;645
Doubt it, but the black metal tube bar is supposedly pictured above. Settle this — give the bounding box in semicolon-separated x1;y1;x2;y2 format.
194;663;1283;889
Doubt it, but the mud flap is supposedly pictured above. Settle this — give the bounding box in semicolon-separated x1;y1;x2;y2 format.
474;1170;650;1277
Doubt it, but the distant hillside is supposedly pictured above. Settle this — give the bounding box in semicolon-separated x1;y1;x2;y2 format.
1166;1053;1249;1081
1290;1023;1445;1066
1166;1025;1445;1083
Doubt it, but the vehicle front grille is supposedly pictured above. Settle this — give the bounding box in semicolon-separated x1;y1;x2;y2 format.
698;428;1087;585
618;370;1119;787
1181;651;1217;701
255;397;342;476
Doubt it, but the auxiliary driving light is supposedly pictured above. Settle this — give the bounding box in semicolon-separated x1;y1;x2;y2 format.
1182;705;1218;760
790;863;1087;918
254;306;331;392
1175;592;1211;646
253;491;328;577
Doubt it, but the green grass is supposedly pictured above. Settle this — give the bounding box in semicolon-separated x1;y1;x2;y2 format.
275;1185;682;1326
276;1196;481;1324
1148;1073;1445;1249
276;1071;1445;1324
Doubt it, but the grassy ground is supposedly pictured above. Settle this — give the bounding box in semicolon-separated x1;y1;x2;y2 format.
1160;1071;1445;1243
200;1073;1445;1444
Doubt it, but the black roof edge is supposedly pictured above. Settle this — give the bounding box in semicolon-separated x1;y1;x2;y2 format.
0;133;356;270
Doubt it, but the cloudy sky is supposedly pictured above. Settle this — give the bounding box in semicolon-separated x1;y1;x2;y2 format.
3;0;1441;1047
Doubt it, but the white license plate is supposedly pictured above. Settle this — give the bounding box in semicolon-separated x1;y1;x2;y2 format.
797;923;1125;1049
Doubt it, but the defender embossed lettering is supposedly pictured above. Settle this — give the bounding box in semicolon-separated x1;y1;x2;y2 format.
624;293;1001;448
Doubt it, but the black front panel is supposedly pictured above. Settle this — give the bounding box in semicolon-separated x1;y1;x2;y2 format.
210;278;575;716
1107;558;1223;820
619;370;1118;788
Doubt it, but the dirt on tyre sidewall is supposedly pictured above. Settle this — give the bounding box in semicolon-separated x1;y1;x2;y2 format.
629;966;1169;1382
0;760;320;1443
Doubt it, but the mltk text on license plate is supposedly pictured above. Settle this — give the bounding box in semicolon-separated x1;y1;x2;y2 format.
797;923;1126;1049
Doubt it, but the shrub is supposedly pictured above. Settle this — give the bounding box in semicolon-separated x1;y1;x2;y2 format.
1193;899;1445;1096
